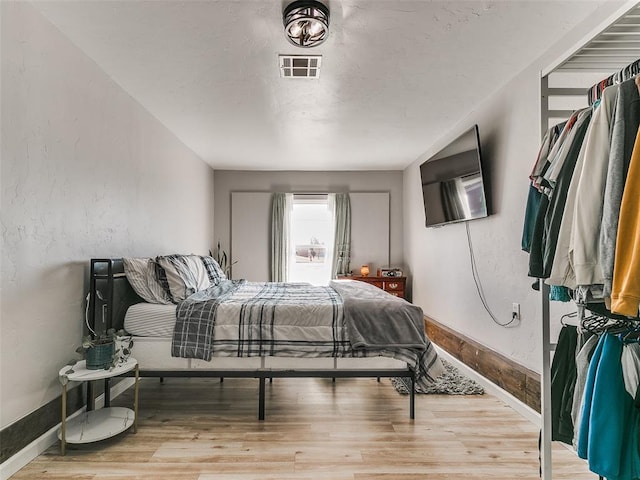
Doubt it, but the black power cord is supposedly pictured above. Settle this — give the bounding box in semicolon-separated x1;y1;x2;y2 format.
465;221;517;327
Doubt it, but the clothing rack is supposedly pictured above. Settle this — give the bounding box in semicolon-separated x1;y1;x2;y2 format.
539;3;640;478
587;57;640;105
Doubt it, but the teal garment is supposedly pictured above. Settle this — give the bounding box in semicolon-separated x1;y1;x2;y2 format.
549;285;571;302
577;334;640;479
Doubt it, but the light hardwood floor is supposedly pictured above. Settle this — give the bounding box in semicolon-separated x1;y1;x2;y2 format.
13;377;596;479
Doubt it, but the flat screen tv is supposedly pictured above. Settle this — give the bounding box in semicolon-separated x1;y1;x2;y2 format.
420;125;489;228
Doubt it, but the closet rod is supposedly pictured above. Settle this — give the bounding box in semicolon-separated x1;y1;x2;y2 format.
588;56;640;104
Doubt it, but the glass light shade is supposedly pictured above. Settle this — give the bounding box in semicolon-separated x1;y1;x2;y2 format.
360;265;370;277
289;23;303;37
309;20;323;35
283;0;329;48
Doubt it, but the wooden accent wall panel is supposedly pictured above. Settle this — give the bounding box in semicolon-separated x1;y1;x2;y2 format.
425;316;541;412
0;384;84;462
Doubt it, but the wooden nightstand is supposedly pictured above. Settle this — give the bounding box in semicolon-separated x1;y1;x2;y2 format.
350;276;406;299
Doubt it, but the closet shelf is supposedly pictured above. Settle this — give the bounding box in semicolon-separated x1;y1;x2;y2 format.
555;4;640;72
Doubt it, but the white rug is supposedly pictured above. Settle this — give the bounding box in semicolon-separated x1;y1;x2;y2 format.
391;360;484;395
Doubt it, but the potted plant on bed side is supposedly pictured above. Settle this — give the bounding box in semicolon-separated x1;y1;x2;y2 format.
211;240;238;276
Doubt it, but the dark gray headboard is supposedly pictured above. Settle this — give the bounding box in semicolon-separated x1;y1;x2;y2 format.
90;259;144;333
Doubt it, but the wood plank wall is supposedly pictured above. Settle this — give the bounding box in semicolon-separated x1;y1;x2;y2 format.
425;316;541;412
0;384;84;462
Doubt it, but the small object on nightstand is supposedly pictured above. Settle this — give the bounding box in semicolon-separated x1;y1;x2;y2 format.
360;265;370;276
378;267;403;278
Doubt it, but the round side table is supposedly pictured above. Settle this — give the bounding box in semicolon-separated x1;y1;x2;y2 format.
58;357;139;455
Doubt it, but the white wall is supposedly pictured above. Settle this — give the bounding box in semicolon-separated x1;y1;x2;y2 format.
403;1;633;373
229;191;390;282
404;68;547;371
214;170;403;277
0;2;215;428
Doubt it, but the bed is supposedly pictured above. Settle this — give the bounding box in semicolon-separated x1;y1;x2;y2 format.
90;257;444;419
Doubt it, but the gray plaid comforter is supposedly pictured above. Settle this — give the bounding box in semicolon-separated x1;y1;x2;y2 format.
172;279;444;387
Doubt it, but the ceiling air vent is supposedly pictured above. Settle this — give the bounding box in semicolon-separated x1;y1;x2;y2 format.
279;55;322;78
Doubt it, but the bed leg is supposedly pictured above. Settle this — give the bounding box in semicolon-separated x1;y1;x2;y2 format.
220;377;224;383
159;377;164;384
409;374;415;420
258;377;266;421
269;377;273;384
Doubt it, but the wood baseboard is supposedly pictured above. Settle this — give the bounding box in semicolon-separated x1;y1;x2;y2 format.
425;316;541;412
0;385;84;463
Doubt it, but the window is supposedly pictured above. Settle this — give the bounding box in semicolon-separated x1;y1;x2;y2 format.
288;195;334;285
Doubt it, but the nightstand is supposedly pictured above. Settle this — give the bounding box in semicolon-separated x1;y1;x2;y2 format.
350;275;406;299
58;357;139;455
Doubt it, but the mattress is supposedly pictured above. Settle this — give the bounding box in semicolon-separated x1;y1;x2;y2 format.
124;303;176;338
124;302;407;371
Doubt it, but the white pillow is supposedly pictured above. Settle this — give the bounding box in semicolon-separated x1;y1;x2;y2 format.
154;254;212;303
122;257;172;305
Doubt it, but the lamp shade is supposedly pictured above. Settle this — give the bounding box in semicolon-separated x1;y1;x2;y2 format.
283;0;330;48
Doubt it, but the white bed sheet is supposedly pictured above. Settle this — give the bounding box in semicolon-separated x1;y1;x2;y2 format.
124;302;176;337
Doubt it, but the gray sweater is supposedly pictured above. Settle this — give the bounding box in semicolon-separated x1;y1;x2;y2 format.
599;78;640;299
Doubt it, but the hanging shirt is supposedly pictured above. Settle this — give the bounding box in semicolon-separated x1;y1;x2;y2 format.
577;334;640;480
611;122;640;317
543;109;591;193
529;109;593;278
530;123;564;182
546;112;593;288
599;77;640;302
571;333;598;449
621;342;640;399
551;325;578;445
570;84;620;288
532;120;572;191
522;123;566;252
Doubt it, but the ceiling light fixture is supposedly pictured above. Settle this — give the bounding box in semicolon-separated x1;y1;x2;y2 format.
283;0;330;48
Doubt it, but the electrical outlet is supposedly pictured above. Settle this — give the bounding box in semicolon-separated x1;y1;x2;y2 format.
512;302;520;321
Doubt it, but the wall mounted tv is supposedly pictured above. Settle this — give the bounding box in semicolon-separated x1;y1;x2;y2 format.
420;125;489;228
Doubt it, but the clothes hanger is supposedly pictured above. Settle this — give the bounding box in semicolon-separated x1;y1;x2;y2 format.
581;314;612;334
560;311;577;327
612;320;640;343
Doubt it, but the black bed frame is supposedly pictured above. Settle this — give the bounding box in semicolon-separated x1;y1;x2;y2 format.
89;258;416;420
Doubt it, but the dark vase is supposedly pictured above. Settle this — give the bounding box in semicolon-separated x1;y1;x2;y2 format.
86;342;115;370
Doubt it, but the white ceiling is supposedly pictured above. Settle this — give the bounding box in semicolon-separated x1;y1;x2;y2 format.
33;1;612;171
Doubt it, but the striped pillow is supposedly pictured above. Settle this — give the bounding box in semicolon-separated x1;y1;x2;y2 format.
200;255;227;285
154;254;212;303
122;257;172;305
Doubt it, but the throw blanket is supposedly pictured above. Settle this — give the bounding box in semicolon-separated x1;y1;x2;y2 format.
329;279;427;349
172;279;444;388
173;280;349;359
